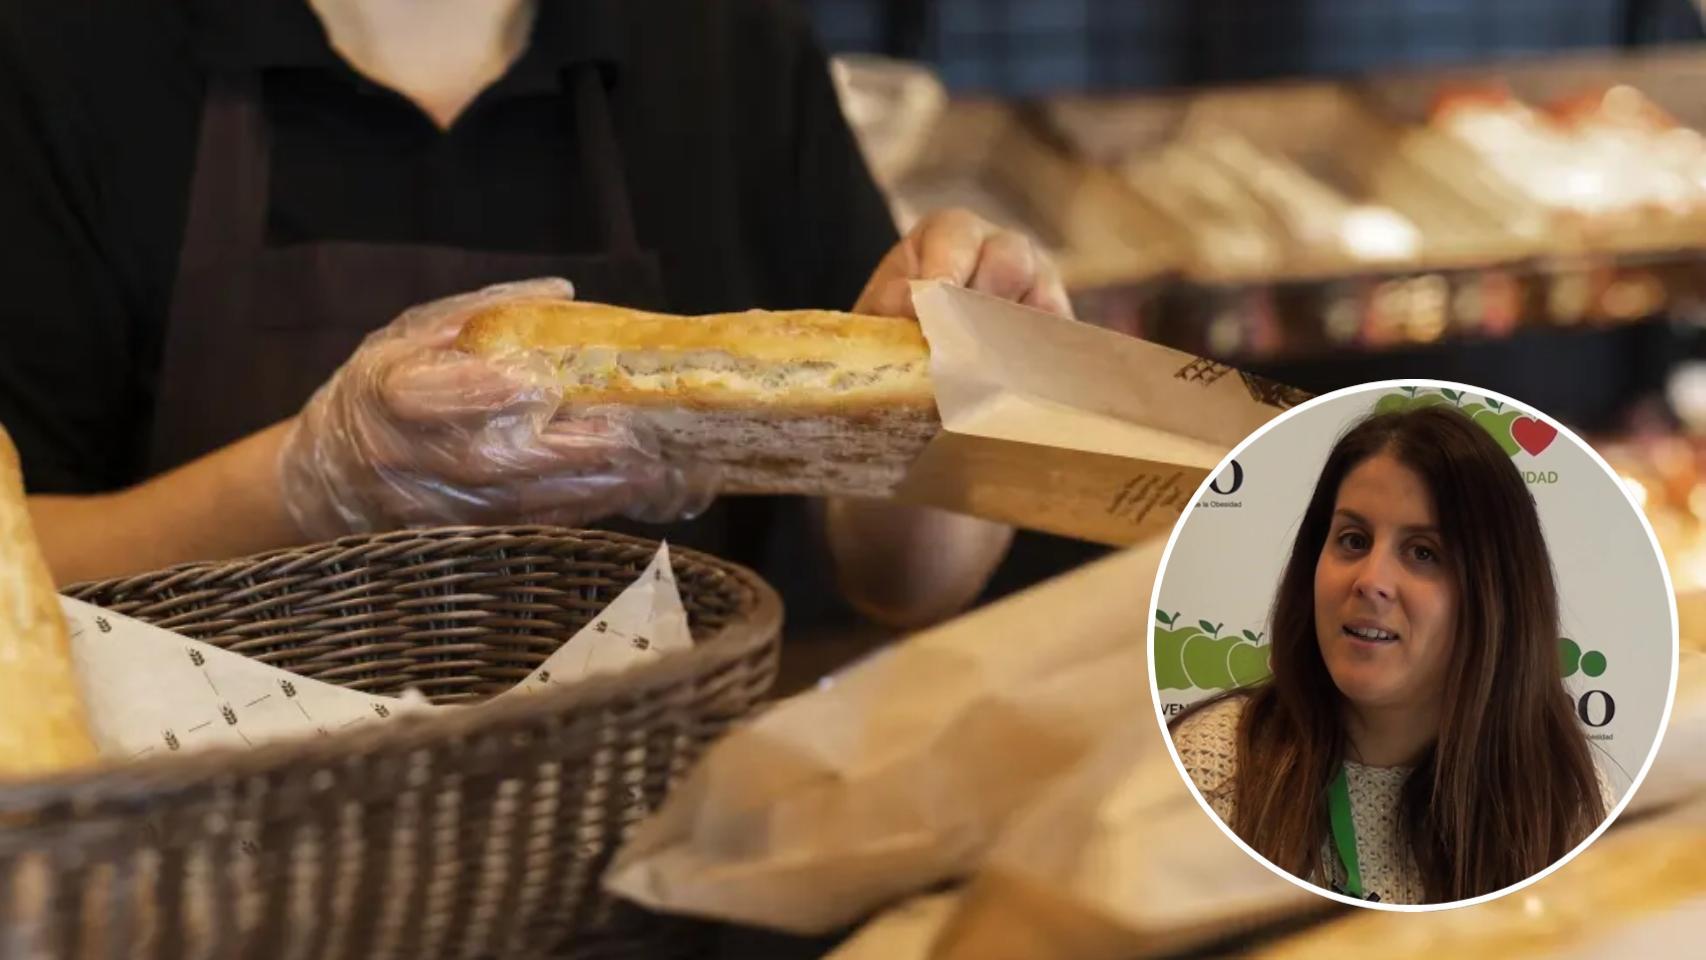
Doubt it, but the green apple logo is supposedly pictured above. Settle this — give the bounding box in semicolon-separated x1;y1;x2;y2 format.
1154;611;1273;690
1154;610;1195;689
1464;398;1522;456
1226;634;1271;686
1372;385;1421;415
1559;637;1607;679
1374;385;1457;416
1374;389;1522;457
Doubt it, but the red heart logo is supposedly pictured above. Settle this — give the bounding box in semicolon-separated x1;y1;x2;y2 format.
1511;417;1557;456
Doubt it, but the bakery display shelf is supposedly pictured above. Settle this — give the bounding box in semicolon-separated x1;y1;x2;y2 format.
1076;244;1706;366
1028;49;1706;368
1037;82;1534;283
840;48;1706;429
881;98;1186;293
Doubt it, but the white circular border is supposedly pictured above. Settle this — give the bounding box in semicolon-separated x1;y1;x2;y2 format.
1146;377;1683;913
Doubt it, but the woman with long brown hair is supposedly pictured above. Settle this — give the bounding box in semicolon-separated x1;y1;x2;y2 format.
1170;403;1610;904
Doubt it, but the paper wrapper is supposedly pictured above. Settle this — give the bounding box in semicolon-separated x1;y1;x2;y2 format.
827;893;966;960
64;544;690;760
1623;649;1706;816
929;722;1316;960
603;539;1167;933
896;282;1301;546
831;653;1706;960
825;720;1313;960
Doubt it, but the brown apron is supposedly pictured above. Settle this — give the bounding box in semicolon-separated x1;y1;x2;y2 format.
150;57;851;657
150;65;664;474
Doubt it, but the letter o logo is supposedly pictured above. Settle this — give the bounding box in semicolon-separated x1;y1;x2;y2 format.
1577;690;1615;728
1210;460;1245;496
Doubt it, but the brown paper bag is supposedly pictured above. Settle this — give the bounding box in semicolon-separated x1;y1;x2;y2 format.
920;660;1706;960
1622;650;1706;816
896;282;1303;545
832;653;1706;960
825;723;1314;960
602;539;1165;933
824;893;966;960
929;721;1317;960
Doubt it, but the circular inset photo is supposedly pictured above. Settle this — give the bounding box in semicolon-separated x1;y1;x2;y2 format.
1149;379;1678;910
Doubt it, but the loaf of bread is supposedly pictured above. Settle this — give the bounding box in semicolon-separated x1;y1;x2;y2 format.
455;299;940;496
0;427;97;776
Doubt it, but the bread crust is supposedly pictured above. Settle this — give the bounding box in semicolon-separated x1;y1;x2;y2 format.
0;428;97;776
455;300;942;495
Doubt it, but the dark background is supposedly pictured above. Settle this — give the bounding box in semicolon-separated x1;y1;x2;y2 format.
800;0;1705;95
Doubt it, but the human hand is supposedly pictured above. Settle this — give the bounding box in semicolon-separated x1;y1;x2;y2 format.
278;278;719;538
854;208;1073;319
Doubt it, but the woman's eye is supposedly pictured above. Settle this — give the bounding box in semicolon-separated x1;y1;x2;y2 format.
1337;531;1369;551
1411;544;1439;563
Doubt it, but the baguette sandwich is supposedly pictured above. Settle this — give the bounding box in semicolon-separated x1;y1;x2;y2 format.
0;427;97;776
455;299;940;496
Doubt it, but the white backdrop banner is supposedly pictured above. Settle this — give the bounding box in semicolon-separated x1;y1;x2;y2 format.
1154;384;1673;800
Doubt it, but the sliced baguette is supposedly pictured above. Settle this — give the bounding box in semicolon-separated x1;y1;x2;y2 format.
0;427;97;776
455;299;941;496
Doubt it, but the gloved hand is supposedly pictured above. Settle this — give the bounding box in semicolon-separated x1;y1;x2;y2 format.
278;278;720;539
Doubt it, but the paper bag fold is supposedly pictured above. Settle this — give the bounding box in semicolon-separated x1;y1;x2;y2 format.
930;721;1315;960
896;282;1298;545
603;540;1166;933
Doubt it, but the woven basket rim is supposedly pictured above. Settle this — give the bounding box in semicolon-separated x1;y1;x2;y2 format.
2;525;781;816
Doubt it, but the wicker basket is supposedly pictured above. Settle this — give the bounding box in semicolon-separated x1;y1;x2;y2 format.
0;526;781;960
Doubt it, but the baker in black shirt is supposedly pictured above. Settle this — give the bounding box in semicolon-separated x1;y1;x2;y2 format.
0;0;1070;628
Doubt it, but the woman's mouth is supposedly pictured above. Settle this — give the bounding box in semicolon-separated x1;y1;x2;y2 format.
1343;623;1400;645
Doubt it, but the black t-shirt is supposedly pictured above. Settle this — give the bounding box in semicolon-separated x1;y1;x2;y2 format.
0;0;897;494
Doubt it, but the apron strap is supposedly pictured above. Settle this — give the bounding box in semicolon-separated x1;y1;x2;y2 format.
568;64;642;257
178;72;270;275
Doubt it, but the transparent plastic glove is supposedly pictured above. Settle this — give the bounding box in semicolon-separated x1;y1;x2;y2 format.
278;278;721;539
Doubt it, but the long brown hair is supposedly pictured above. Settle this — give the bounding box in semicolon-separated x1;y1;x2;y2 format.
1173;403;1604;902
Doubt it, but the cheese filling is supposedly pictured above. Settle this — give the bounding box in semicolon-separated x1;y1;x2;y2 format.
551;348;929;396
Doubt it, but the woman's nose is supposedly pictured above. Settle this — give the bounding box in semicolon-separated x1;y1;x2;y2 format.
1352;551;1398;603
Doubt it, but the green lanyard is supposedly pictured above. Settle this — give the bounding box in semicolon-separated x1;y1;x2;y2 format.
1328;765;1365;899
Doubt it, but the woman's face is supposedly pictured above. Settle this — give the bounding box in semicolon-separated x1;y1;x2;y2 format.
1314;452;1457;713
